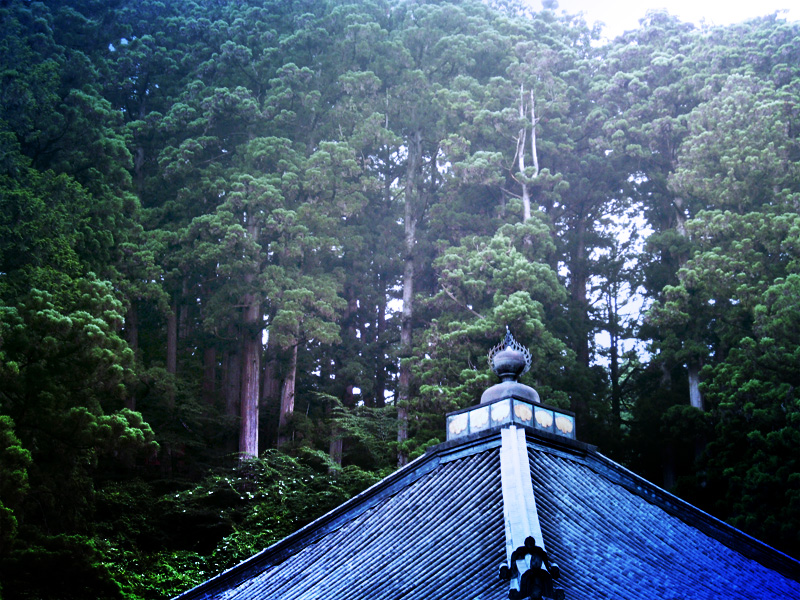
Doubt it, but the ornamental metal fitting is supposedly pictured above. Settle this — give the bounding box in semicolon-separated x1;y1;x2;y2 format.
488;327;532;382
499;537;563;600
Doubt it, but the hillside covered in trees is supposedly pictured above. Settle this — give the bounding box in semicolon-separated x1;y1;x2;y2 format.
1;0;799;597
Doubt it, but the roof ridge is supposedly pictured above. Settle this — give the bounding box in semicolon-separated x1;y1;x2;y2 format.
500;426;564;599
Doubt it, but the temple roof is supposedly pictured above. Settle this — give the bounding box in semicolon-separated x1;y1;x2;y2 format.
175;425;800;600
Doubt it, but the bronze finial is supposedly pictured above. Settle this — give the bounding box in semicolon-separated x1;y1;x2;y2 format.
487;327;532;382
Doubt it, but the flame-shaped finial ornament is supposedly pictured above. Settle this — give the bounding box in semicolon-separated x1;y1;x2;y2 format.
487;327;532;382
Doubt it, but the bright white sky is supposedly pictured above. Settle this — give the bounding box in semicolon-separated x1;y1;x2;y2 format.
537;0;799;42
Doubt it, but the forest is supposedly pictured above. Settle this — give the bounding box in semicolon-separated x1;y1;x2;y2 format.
1;0;799;597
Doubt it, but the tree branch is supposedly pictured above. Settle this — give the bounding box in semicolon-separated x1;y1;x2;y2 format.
440;284;484;319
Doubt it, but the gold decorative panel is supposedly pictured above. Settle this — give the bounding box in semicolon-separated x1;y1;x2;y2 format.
535;408;554;429
470;406;490;430
555;414;574;437
492;400;511;423
514;402;533;422
448;413;468;436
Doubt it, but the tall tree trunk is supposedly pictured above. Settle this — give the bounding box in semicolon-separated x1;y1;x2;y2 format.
164;292;177;474
673;196;688;238
262;336;281;402
330;289;357;464
609;292;621;429
277;341;298;447
660;362;671;388
261;335;281;448
374;286;387;408
515;87;539;223
202;346;216;406
373;155;393;410
239;220;262;461
517;92;531;223
239;322;260;460
688;362;703;410
134;145;145;199
329;433;343;468
571;219;590;367
178;279;190;340
329;384;354;470
166;296;177;376
674;196;704;410
223;329;241;419
223;338;241;455
397;129;421;467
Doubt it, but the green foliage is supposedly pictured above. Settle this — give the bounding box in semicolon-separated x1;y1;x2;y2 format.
108;548;209;600
328;399;398;469
0;416;31;555
408;219;571;453
0;284;157;533
1;533;127;600
0;165;105;305
99;450;381;599
669;74;800;213
90;480;213;600
698;275;800;556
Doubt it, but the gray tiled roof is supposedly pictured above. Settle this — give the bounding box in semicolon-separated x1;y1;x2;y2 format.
180;443;509;600
175;428;800;600
226;448;506;600
530;448;800;599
